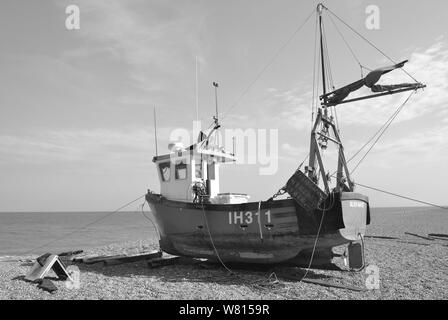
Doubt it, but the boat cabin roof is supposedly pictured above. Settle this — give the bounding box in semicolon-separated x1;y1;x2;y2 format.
152;142;236;163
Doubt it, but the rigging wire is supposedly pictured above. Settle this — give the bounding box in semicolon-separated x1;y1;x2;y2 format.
220;8;316;123
355;183;448;210
350;91;415;174
326;11;366;77
324;6;420;84
346;94;410;164
1;194;146;262
321;16;334;91
26;195;146;255
329;89;416;182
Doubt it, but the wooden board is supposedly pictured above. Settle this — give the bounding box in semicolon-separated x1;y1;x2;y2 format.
147;256;180;268
278;272;366;292
103;251;162;266
73;251;162;265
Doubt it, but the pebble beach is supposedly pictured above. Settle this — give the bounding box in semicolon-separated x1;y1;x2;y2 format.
0;236;446;299
0;207;447;300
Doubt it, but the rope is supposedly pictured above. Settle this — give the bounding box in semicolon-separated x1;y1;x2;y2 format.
321;16;335;91
257;201;263;241
355;182;448;210
220;8;316;123
23;194;146;255
329;90;416;182
140;201;161;242
200;203;234;274
326;12;365;74
350;91;415;174
294;192;335;283
0;193;147;280
324;6;420;84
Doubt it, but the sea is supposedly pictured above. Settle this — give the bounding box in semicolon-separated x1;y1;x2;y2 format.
0;207;447;256
0;211;158;256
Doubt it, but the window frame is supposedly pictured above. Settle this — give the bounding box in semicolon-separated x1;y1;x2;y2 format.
158;162;171;182
175;160;188;180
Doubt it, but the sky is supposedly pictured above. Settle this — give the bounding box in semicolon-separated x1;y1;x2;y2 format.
0;0;447;211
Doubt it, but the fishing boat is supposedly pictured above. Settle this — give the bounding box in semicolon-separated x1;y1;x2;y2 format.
145;4;425;267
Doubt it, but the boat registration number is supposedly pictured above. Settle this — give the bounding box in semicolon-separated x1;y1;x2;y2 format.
228;210;271;225
349;201;366;208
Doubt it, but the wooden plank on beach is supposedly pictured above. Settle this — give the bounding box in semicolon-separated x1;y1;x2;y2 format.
302;279;367;292
396;240;431;246
428;236;448;242
73;255;124;264
404;232;434;241
103;251;162;266
365;235;399;240
278;273;366;292
428;233;448;238
147;256;180;268
73;251;162;265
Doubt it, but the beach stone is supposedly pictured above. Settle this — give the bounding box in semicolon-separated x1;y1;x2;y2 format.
37;279;58;293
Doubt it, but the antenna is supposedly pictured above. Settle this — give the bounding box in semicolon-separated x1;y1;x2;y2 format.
153;106;158;157
195;56;199;122
213;82;219;124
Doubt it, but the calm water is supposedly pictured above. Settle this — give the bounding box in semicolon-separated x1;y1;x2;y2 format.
0;207;446;256
0;211;157;256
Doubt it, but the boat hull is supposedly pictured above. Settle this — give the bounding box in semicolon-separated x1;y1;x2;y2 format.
145;191;370;265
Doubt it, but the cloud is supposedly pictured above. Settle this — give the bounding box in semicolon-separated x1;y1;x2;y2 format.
263;86;314;131
0;129;157;171
58;0;205;93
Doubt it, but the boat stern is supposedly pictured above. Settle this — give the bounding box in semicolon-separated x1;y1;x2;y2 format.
338;192;370;241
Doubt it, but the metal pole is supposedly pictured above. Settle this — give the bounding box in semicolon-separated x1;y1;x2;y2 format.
153;106;158;157
213;82;219;122
195;56;199;122
318;4;327;98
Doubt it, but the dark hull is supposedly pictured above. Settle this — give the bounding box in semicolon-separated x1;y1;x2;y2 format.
145;192;370;264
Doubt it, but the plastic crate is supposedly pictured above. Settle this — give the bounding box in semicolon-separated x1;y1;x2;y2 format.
285;170;327;212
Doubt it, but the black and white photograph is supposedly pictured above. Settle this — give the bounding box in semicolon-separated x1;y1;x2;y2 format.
0;0;447;308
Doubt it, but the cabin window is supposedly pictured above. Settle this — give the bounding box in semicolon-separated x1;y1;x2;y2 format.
195;163;203;179
175;160;187;180
159;162;171;182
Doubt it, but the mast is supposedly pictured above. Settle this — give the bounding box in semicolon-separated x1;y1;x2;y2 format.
307;3;353;194
153;106;159;157
213;82;219;124
307;4;328;192
318;4;327;99
195;56;199;122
